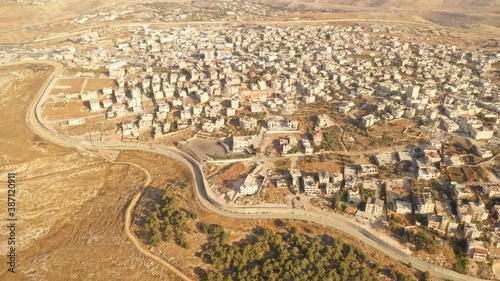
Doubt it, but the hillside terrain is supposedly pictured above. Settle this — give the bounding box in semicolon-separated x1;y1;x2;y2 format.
0;64;179;281
262;0;500;10
253;0;500;28
0;0;498;34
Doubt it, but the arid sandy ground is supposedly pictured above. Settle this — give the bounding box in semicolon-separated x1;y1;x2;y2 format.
0;64;180;281
493;261;500;280
0;0;190;40
256;0;500;30
0;0;498;43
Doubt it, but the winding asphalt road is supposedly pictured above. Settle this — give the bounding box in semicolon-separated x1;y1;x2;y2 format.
25;61;493;281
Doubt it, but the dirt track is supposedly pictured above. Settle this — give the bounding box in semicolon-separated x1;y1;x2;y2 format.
84;149;193;281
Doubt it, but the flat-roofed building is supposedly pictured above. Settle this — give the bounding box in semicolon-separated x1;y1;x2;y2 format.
427;215;458;235
469;202;488;222
467;240;488;262
452;183;473;200
395;200;413;214
415;192;435;214
303;176;319;196
240;175;259;195
362;114;379;128
359;164;378;175
463;223;482;240
365;197;384;216
239;116;257;130
232;135;254;152
375;152;393;166
471;127;494;140
89;98;101;111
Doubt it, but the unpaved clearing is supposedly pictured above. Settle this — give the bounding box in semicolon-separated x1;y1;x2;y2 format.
214;163;246;184
493;262;500;280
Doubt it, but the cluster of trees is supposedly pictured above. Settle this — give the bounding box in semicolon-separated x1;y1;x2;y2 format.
454;254;468;274
201;225;380;281
331;190;347;210
199;223;231;244
407;230;438;254
146;188;196;248
452;238;469;274
448;141;473;155
386;217;405;237
380;182;387;199
302;155;318;163
358;183;376;199
301;153;351;164
391;161;413;177
322;130;342;151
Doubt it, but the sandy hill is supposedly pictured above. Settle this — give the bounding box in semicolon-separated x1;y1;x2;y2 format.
282;0;500;10
253;0;500;28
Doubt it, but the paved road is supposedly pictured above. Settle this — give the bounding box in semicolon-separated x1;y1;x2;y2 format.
23;60;493;281
17;60;193;280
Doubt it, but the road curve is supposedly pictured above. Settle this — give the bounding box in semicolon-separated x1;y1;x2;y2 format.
124;190;193;281
24;60;493;281
15;60;191;280
81;149;193;281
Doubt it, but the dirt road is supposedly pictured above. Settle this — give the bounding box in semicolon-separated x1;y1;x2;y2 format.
0;61;190;280
84;149;193;281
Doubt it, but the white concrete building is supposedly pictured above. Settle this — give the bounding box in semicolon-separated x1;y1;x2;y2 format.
467;240;488;262
240;175;259;195
232;135;255;153
365;197;384;217
395;200;413;214
239;116;257;130
415;192;435;214
303;176;319;196
471;127;494;140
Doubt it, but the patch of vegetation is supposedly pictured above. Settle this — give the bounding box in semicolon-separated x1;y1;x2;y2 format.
273;158;291;170
302;154;318;163
200;225;386;281
322;128;343;151
407;230;438;254
386;218;405;237
53;101;67;108
476;114;497;126
359;183;376;200
452;238;469;274
331;190;348;210
486;197;500;210
199;223;230;244
423;270;431;281
447;140;473;155
380;182;387;199
145;188;196;248
425;181;451;201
